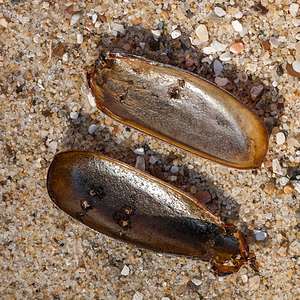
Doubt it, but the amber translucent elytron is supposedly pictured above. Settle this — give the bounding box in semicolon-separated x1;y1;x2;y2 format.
47;150;252;274
87;53;269;169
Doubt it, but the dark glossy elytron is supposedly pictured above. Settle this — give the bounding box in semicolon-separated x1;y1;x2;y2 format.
87;53;269;169
47;150;252;274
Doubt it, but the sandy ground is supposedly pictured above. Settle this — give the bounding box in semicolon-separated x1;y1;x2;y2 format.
1;1;300;299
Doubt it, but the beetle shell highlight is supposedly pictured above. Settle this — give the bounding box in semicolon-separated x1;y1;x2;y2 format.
47;150;253;275
87;53;269;169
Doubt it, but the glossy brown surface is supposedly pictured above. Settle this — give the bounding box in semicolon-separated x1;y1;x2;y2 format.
87;53;269;169
47;150;251;272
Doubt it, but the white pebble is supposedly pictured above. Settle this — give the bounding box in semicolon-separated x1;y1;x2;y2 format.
195;24;209;42
171;30;181;39
70;111;79;119
276;132;286;145
241;274;248;283
201;57;212;64
70;13;80;26
211;40;227;52
235;11;243;19
203;46;214;55
88;124;98;134
161;298;170;300
290;3;299;17
171;166;179;173
292;61;300;72
134;148;144;155
214;7;226;17
232;20;243;32
170;175;177;181
151;30;161;39
0;18;8;28
121;265;130;276
215;77;229;87
95;21;101;28
294;182;300;193
62;52;68;62
133;291;144;300
213;59;223;75
87;92;96;107
49;141;58;151
278;177;289;186
191;278;202;286
77;33;83;44
92;14;97;24
272;158;286;176
33;34;40;44
112;23;125;33
254;230;267;241
269;37;279;48
219;53;231;61
149;156;158;164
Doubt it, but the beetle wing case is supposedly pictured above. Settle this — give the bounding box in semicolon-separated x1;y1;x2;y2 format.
87;52;269;169
47;150;253;274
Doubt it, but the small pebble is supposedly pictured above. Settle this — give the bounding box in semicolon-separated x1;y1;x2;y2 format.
235;11;243;19
70;14;80;26
283;184;294;194
134;148;144;155
112;23;125;33
88;124;98;134
171;30;181;39
232;20;243;32
49;141;58;151
213;60;223;75
87;92;96;107
254;230;267;241
214;7;226;17
195;24;209;42
260;40;271;51
170;176;177;181
219;53;231;61
62;52;68;62
241;274;248;283
215;77;229;86
70;111;79;119
276;132;286;145
229;42;245;54
77;33;83;44
151;30;161;39
272;158;285;175
121;265;130;276
190;186;197;194
278;177;289;186
149;156;158;164
92;14;97;24
277;246;287;257
292;61;300;73
250;84;264;100
191;278;202;286
135;156;145;172
269;37;279;48
263;182;275;193
290;3;299;17
133;291;144;300
161;298;170;300
170;166;179;173
0;18;8;28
